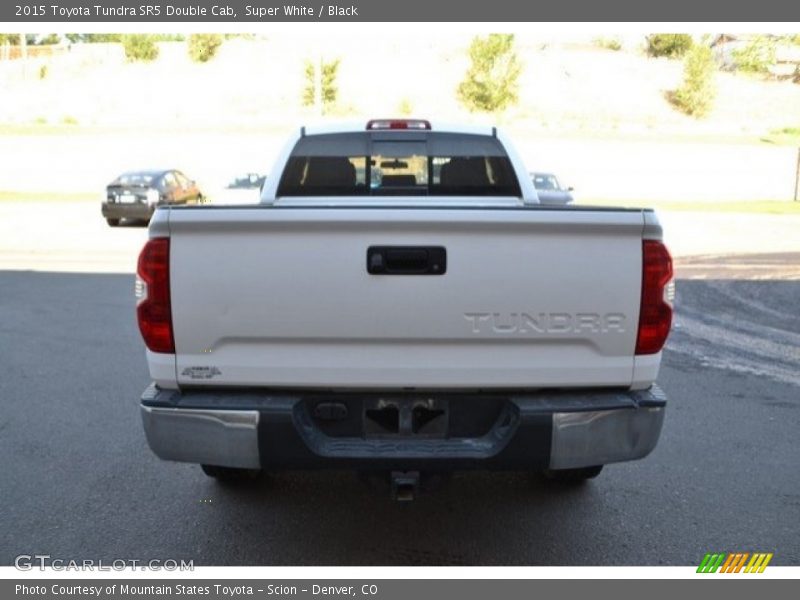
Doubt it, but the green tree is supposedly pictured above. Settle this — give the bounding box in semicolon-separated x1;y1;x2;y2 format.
37;34;60;45
672;44;716;118
457;34;521;113
303;59;340;109
188;34;223;63
121;34;159;62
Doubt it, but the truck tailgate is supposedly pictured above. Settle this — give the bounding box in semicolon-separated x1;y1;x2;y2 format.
166;207;645;389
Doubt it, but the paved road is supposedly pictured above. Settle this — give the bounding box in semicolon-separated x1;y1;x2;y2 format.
1;268;798;566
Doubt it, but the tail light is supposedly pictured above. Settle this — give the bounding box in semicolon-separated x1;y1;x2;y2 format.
366;119;431;130
135;238;174;354
636;240;674;355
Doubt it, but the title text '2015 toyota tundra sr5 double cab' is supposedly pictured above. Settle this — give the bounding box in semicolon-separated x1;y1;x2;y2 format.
136;120;674;498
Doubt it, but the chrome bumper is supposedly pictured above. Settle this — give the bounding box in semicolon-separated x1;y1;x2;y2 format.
141;406;261;469
140;386;665;471
549;406;665;469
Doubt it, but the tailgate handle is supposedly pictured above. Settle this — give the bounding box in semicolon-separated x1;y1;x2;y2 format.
367;246;446;275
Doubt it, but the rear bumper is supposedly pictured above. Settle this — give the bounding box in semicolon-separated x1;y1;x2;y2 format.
140;385;666;471
101;202;155;220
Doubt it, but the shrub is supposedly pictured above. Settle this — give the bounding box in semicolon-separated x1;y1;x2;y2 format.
457;34;522;113
647;34;693;58
672;44;716;117
397;98;414;116
731;37;776;73
121;34;159;62
302;59;340;110
65;34;121;43
594;37;622;51
154;34;185;42
770;126;800;136
188;34;223;63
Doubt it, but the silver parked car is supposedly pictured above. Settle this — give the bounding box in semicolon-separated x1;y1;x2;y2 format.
530;172;574;205
102;169;204;227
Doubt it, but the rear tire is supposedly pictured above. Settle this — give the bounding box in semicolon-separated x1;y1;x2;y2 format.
540;465;603;484
106;218;120;227
201;464;261;483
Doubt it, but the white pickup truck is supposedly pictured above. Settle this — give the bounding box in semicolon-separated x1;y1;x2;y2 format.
137;120;673;496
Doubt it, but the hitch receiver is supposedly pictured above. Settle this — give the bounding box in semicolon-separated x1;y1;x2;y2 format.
391;471;420;502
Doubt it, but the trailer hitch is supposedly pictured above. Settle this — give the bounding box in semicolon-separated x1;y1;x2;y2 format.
390;471;420;502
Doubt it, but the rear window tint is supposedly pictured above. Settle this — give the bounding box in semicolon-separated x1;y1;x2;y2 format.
277;132;520;197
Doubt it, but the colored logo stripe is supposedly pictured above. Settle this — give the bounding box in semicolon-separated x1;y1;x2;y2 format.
697;553;725;573
745;553;773;573
719;553;746;573
697;552;773;573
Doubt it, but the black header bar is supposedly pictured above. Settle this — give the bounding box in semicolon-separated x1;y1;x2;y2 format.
3;0;800;22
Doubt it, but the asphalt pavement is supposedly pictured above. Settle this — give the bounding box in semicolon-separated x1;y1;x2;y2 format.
0;267;798;566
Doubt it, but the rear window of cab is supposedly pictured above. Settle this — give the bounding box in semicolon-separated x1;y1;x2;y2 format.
277;132;521;198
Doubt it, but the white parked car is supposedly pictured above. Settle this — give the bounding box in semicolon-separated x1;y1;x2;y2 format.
210;173;266;205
